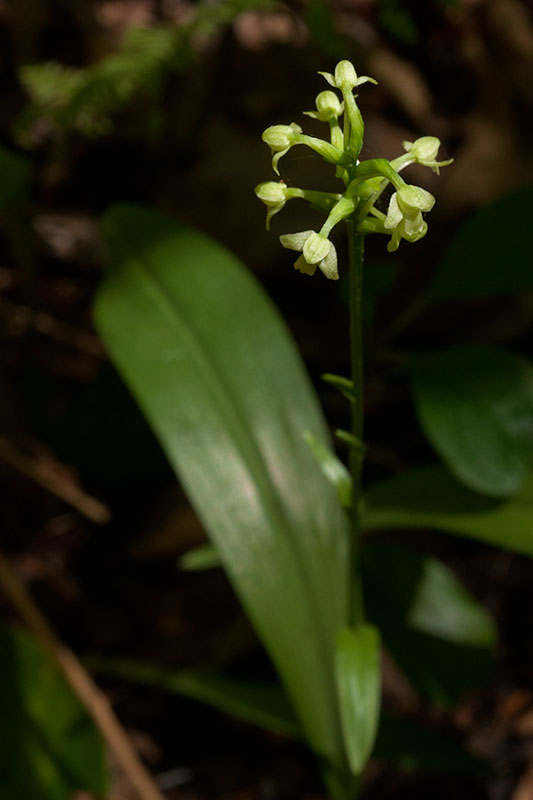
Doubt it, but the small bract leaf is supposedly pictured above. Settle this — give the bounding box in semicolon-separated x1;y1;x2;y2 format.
335;625;381;775
303;430;351;508
179;543;220;571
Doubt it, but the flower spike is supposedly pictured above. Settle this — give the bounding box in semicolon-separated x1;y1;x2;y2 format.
257;59;451;276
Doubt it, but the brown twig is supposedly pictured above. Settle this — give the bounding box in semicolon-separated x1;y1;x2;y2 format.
0;435;111;525
0;549;166;800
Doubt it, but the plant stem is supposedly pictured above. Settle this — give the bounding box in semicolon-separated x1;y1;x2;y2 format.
347;219;365;627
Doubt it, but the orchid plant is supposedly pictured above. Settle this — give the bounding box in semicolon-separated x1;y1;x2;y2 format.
256;61;451;270
94;58;461;800
254;58;452;792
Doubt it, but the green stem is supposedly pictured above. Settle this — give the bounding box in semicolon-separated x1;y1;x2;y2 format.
347;219;365;627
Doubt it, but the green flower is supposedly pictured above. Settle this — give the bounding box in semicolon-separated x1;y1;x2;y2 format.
384;185;435;252
304;91;343;122
402;137;453;174
255;181;289;229
262;123;302;175
279;231;338;280
319;60;377;91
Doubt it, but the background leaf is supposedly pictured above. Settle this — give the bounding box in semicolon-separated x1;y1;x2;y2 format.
90;658;300;739
364;464;533;555
94;205;350;774
429;188;533;299
374;714;486;775
0;145;31;209
0;625;108;800
412;347;533;497
363;543;496;706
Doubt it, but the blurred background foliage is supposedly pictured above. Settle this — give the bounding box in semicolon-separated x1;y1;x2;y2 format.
0;0;532;798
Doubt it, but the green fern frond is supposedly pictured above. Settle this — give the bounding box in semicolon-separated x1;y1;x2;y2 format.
16;0;272;142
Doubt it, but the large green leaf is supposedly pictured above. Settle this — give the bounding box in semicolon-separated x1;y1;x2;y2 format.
412;347;533;497
429;188;533;299
0;625;108;800
364;464;533;555
363;543;496;705
94;205;350;773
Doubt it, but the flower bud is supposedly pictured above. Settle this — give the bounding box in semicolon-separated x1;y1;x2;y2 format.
316;90;343;120
335;60;358;90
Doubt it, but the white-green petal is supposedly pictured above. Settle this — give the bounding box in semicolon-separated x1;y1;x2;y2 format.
384;193;403;230
279;231;314;251
318;71;336;87
272;149;289;175
318;244;339;280
265;204;284;230
387;225;403;252
355;75;378;87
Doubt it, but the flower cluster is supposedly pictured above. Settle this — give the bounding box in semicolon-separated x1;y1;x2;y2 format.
255;60;452;278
